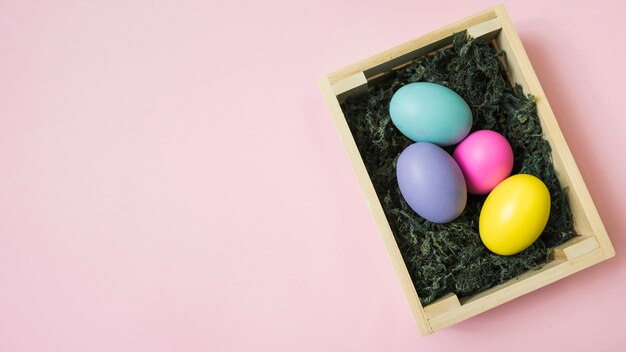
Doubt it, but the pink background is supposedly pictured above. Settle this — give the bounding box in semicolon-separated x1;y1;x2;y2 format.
1;0;625;350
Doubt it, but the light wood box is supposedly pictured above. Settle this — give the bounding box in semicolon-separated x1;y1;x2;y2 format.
318;4;615;335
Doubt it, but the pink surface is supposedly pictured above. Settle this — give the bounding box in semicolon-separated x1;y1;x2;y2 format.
1;0;625;351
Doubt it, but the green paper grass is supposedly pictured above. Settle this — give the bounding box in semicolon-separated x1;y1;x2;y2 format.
340;34;575;305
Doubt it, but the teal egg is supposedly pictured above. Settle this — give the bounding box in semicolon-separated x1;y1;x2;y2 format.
389;82;473;146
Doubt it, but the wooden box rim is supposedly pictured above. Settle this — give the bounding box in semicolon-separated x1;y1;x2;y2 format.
317;4;615;335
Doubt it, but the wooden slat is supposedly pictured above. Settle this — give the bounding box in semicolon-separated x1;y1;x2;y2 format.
467;18;501;40
327;7;498;84
553;236;599;261
331;72;368;102
424;293;461;319
429;248;606;331
362;38;455;81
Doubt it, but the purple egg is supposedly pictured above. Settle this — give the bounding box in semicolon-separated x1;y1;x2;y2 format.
396;143;467;223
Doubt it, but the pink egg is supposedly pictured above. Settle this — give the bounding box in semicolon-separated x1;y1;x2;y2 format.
453;130;514;195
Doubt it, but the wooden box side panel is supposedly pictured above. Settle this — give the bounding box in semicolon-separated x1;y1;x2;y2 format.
493;5;615;258
428;247;607;331
327;7;498;84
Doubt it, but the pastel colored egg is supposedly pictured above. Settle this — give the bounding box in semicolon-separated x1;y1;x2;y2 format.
453;130;514;195
389;82;472;146
479;174;551;256
396;142;467;223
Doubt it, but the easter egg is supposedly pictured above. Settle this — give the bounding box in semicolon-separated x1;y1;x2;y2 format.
396;142;467;223
453;130;514;195
479;174;551;255
389;82;472;146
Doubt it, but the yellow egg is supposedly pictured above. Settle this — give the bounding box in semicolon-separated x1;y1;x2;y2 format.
479;174;551;255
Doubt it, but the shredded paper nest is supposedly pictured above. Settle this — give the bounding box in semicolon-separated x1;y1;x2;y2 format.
340;34;575;305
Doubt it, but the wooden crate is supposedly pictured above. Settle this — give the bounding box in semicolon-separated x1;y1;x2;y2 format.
318;4;615;335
